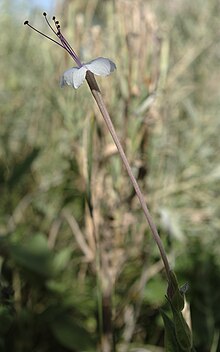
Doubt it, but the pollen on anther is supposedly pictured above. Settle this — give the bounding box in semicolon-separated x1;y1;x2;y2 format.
24;20;29;25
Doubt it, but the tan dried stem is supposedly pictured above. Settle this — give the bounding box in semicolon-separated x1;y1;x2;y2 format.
85;71;171;281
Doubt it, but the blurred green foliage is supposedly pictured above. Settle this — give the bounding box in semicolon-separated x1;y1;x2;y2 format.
0;0;220;351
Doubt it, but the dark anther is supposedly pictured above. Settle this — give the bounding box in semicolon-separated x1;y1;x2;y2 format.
52;16;56;20
43;12;47;16
57;25;60;29
24;20;29;25
55;21;59;24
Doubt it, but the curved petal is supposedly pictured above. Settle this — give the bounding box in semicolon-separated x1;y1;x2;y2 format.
72;66;87;89
85;57;116;76
60;66;87;89
60;67;75;87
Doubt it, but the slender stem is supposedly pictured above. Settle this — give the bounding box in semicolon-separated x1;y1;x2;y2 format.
86;71;171;281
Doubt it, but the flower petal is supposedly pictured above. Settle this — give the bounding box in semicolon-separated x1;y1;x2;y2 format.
60;66;87;89
60;67;74;87
84;57;116;76
72;66;87;89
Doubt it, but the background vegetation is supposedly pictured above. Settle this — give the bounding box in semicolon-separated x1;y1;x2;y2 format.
0;0;220;351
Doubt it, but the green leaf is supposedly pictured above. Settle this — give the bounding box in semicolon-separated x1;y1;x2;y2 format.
171;305;192;351
53;247;72;272
144;277;167;305
166;271;193;350
0;306;13;334
51;313;94;351
167;271;185;312
7;148;40;188
10;234;54;279
161;309;182;352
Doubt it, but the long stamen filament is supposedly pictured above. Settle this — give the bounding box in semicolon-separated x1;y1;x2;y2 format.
59;33;82;67
43;12;57;36
24;21;71;54
24;14;82;67
52;16;82;67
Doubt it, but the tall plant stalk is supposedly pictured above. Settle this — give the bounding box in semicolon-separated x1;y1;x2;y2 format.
86;71;171;281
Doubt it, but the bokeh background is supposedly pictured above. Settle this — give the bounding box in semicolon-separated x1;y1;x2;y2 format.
1;0;220;351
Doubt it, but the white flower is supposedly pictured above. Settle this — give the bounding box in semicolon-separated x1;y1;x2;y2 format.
60;57;116;89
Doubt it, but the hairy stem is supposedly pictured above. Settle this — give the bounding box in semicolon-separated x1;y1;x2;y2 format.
86;71;171;281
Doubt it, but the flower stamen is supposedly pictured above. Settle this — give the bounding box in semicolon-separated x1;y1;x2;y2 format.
24;19;68;52
24;12;82;67
52;16;82;67
43;12;57;36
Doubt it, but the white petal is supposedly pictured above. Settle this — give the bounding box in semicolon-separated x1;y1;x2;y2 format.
60;67;74;87
60;66;87;89
72;66;87;89
84;57;116;76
